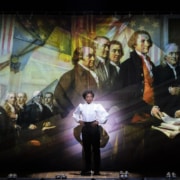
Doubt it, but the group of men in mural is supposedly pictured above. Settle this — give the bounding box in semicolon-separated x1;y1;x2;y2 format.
0;90;60;147
0;29;180;170
54;30;180;122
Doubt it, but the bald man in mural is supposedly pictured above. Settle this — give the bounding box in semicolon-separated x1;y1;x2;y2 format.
54;46;99;117
154;43;180;117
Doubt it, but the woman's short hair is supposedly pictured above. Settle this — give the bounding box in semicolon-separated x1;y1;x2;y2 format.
82;90;94;99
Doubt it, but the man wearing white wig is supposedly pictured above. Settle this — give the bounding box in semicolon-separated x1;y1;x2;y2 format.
154;43;180;117
23;90;52;129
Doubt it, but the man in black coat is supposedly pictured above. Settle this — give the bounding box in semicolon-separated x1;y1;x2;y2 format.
0;106;16;149
23;91;52;129
108;40;123;91
118;30;163;121
93;36;110;92
154;43;180;117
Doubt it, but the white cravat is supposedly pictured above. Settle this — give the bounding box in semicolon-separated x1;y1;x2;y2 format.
167;62;177;79
78;62;99;87
90;70;99;87
35;102;43;112
97;56;109;78
144;57;153;77
136;51;153;77
45;104;53;112
110;61;120;73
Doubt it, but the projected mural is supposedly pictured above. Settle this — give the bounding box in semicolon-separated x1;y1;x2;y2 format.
0;13;180;175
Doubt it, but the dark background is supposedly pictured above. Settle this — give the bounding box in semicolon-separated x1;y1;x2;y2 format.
1;0;180;15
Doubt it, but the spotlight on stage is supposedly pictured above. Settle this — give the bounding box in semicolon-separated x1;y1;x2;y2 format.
55;174;67;179
166;172;177;179
119;171;129;179
172;172;177;179
166;172;171;179
7;173;17;180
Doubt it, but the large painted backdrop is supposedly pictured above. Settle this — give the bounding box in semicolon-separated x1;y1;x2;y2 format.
0;13;180;176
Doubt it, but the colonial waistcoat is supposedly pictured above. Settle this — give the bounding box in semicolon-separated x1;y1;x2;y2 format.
142;57;154;105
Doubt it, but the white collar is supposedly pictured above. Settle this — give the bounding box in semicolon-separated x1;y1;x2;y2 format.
136;50;147;59
97;56;105;63
78;61;92;71
166;62;176;69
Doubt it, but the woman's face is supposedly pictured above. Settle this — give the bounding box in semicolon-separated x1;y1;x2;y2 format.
85;93;94;104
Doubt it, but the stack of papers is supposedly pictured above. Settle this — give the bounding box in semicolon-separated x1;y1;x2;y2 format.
151;113;180;139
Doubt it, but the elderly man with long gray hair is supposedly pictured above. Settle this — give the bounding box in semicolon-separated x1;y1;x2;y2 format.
154;43;180;117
